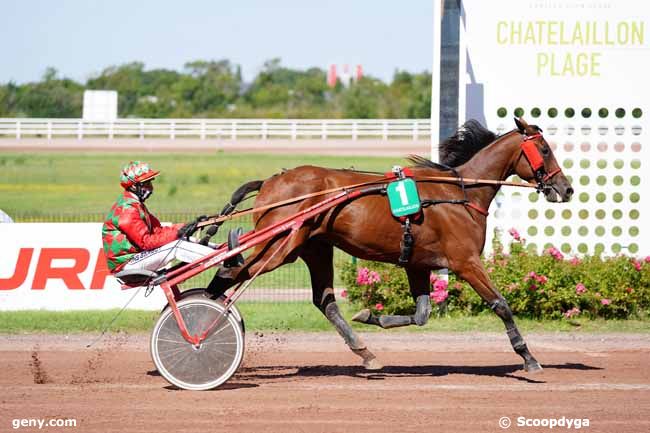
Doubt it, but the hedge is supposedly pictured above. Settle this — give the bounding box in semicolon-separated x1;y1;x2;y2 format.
340;229;650;320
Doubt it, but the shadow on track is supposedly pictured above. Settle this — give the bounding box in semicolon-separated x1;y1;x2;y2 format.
237;362;602;385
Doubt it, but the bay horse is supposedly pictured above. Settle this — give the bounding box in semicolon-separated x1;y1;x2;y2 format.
207;117;573;373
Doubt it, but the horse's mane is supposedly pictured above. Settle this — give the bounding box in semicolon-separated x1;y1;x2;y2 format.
407;119;498;170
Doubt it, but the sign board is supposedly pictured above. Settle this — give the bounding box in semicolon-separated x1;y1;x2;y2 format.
458;0;649;255
0;224;166;311
82;90;118;121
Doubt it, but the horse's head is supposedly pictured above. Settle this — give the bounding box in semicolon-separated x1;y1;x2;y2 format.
512;117;573;203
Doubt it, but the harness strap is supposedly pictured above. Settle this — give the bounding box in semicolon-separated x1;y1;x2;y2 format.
543;167;562;182
197;177;393;228
199;174;536;228
464;202;489;217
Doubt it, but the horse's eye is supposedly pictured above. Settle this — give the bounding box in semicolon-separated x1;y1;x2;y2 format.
541;146;550;155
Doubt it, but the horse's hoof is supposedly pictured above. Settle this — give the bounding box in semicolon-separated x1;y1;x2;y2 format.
351;309;371;323
525;360;543;374
364;357;383;370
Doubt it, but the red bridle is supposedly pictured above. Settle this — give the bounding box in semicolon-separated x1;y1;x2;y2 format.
520;133;562;187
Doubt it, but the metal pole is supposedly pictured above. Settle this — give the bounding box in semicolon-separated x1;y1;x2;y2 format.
430;0;444;163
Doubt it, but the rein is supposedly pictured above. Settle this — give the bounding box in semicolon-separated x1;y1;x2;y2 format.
197;174;537;228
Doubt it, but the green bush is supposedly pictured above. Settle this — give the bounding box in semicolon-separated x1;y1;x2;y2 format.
340;230;650;320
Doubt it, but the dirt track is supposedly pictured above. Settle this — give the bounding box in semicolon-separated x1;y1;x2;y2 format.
1;332;649;433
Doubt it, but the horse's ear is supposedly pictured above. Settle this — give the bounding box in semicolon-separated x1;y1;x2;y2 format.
514;117;527;133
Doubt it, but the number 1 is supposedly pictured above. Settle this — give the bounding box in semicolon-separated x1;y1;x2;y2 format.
395;181;408;205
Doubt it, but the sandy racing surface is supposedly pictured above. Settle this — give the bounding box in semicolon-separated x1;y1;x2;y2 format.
1;332;649;432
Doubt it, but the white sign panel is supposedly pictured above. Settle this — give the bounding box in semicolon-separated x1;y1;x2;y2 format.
459;0;649;256
82;90;118;121
0;224;166;311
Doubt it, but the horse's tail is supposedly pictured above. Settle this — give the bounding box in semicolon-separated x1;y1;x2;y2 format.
220;180;265;216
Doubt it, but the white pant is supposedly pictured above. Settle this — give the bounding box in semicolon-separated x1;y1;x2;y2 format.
122;239;215;272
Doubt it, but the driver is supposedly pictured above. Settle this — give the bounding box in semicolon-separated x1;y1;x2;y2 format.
102;161;212;274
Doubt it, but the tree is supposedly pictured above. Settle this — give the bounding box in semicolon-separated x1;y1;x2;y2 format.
13;68;83;117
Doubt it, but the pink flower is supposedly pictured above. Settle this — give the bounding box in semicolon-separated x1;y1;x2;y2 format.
340;289;347;299
545;246;564;261
433;279;448;292
535;274;548;285
563;307;581;319
529;283;538;291
356;267;380;285
645;256;650;264
601;298;611;305
569;257;581;266
429;273;438;284
430;289;449;304
375;303;384;311
575;283;587;295
368;271;381;284
356;267;370;285
632;260;642;272
508;228;521;241
487;267;494;273
524;271;537;282
626;287;634;294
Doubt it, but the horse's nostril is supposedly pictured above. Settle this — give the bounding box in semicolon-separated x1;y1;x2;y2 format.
566;187;574;196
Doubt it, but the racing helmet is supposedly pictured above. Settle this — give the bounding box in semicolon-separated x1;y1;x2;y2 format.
120;161;160;189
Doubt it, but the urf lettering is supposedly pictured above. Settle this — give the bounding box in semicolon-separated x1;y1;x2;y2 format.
0;248;110;290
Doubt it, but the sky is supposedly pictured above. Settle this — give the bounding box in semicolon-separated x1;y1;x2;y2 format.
2;0;433;84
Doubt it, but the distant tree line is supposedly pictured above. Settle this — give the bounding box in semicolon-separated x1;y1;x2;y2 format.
0;59;431;119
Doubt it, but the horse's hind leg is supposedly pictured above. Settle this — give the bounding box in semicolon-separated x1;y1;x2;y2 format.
300;240;382;370
352;268;432;329
453;256;542;373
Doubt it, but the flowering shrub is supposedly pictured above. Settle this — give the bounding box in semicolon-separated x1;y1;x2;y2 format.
339;230;650;320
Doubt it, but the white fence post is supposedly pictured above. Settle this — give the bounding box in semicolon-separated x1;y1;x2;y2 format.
108;122;114;140
170;121;175;140
47;121;52;140
231;121;237;140
262;121;267;140
16;121;21;139
321;121;327;140
412;120;418;140
291;122;297;140
77;121;83;140
352;121;357;140
382;121;388;140
139;121;144;140
200;121;206;140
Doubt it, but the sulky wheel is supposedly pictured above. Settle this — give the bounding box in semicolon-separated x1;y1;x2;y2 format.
162;288;245;333
151;297;244;391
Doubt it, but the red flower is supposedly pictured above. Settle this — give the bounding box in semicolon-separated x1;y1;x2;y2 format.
375;303;384;311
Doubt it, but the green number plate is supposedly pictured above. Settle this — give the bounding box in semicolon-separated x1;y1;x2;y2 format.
386;178;421;217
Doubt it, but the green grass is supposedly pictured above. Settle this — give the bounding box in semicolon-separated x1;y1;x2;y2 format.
0;152;400;217
1;302;649;334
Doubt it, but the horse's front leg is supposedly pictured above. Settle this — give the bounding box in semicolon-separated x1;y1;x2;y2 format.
352;268;432;329
453;256;542;373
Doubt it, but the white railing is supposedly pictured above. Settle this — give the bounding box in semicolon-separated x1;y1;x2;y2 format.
0;118;431;140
